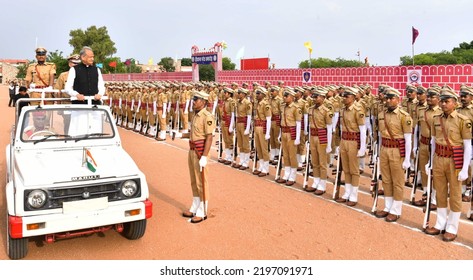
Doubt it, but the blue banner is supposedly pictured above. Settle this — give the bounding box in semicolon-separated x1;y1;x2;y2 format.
191;54;218;65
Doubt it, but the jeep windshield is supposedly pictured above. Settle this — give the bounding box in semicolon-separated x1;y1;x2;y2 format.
20;107;115;143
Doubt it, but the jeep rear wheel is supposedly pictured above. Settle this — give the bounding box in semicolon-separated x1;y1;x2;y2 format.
6;215;28;259
122;219;147;240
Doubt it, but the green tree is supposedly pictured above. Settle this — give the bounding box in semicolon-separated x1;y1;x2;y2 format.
222;57;236;70
69;25;117;62
158;57;175;72
47;50;69;76
299;57;362;68
180;58;192;66
199;64;215;81
16;63;28;79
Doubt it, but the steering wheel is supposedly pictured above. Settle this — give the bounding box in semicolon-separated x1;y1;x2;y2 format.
29;130;55;140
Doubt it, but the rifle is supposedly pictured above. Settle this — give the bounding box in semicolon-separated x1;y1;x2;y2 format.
217;124;223;161
172;94;181;141
409;147;421;204
275;141;283;181
252;139;258;173
332;148;342;200
302;138;311;189
370;141;380;213
422;160;433;230
232;127;238;166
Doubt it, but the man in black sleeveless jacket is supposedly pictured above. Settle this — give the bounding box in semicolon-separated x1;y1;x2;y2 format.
65;46;105;105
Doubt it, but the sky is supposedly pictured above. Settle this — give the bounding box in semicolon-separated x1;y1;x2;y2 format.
1;0;473;69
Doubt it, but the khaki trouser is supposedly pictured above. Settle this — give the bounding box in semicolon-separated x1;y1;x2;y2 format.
340;140;360;186
156;110;166;130
188;150;209;201
254;126;269;161
419;142;430;188
222;121;233;149
236;122;250;153
310;136;328;179
270;121;280;149
282;132;298;168
433;155;462;212
380;146;404;201
297;133;306;155
179;107;188;130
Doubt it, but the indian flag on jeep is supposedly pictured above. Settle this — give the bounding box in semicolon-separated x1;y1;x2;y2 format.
84;148;98;172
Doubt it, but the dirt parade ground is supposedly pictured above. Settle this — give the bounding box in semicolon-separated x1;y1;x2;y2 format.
0;85;472;276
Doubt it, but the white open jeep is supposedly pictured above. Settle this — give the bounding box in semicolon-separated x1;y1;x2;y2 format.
5;96;153;259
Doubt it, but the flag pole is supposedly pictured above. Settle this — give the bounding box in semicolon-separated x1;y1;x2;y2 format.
309;52;311;68
412;44;415;66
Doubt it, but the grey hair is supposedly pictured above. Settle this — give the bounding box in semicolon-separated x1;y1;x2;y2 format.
80;46;93;57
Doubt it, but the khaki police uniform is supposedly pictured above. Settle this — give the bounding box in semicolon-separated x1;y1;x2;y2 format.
428;101;471;239
307;100;333;194
233;90;252;169
186;93;216;221
377;106;412;219
253;90;272;176
269;89;283;163
276;89;302;186
336;88;366;205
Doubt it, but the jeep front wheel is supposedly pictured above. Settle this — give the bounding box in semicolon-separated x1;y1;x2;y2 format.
122;219;147;240
6;215;28;259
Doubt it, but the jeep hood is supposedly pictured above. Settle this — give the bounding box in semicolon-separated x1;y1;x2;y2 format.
14;147;141;186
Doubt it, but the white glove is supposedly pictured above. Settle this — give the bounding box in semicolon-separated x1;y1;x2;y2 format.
294;139;300;145
326;146;332;154
30;83;36;89
402;158;410;170
184;110;188;114
458;169;469;181
265;133;270;140
335;146;340;154
244;129;250;135
304;130;308;136
175;110;178;114
199;156;207;171
229;127;234;133
425;163;430;174
162;113;166;118
357;148;366;157
413;145;418;155
44;86;53;91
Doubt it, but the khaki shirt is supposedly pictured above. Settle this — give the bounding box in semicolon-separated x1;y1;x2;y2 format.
457;104;473;122
223;97;236;117
254;99;272;121
25;62;56;87
309;104;333;129
190;109;216;142
236;98;252;117
270;96;283;117
341;103;365;132
432;111;472;146
418;105;442;138
401;98;418;117
281;102;302;126
378;107;413;139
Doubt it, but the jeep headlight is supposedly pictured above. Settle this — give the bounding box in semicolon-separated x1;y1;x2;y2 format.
27;190;47;208
121;180;138;197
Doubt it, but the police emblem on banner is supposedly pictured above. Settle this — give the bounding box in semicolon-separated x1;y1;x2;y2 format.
302;71;311;83
407;70;421;84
